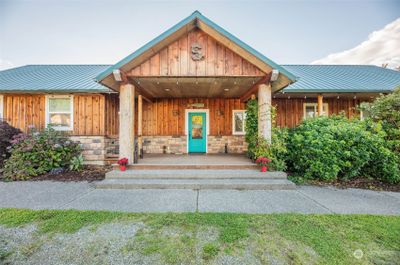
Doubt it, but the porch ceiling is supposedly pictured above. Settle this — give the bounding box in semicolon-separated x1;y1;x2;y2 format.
130;76;263;98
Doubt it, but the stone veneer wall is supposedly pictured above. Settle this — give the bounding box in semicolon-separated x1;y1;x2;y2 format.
143;136;187;154
69;135;247;163
142;135;247;154
105;137;119;156
208;135;248;153
69;136;112;165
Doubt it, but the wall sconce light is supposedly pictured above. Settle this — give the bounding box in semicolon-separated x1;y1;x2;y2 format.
172;110;179;116
217;110;224;116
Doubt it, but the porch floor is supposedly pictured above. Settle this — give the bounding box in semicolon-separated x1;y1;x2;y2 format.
137;154;253;165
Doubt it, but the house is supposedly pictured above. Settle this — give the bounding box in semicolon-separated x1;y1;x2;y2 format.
1;11;400;165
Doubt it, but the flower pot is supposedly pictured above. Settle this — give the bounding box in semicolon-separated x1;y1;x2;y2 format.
261;166;267;172
119;165;127;171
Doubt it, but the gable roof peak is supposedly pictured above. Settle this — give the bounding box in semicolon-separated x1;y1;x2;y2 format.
192;10;202;16
95;11;296;91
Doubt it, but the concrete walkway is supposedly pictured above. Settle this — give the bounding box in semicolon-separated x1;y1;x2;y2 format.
0;181;399;215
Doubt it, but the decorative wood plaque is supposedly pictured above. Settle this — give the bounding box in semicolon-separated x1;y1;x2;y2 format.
187;103;205;108
191;43;204;61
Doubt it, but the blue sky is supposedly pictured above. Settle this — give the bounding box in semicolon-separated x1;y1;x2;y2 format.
0;0;399;70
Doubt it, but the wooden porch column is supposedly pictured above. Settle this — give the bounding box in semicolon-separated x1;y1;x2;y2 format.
119;83;135;163
258;83;272;143
138;95;143;158
317;94;323;116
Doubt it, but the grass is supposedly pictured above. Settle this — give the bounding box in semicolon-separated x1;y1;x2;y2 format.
0;208;399;264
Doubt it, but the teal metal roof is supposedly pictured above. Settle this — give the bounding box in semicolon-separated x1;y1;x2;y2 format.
282;65;400;93
1;64;399;94
0;65;112;93
95;10;297;83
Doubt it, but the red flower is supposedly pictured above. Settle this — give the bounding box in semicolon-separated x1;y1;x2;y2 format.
117;157;129;166
255;156;272;166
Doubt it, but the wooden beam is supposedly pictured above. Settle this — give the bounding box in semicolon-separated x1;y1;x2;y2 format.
317;94;323;116
240;73;271;102
119;83;135;164
138;95;143;158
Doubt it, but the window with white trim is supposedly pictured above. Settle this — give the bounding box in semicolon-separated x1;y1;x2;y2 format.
232;110;246;135
303;103;329;119
0;95;3;120
46;95;73;131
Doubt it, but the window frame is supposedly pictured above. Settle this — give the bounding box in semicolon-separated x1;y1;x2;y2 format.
0;95;3;120
303;103;329;119
45;95;74;131
232;110;246;135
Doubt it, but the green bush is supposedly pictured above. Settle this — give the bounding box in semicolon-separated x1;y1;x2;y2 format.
2;128;82;180
359;87;400;154
244;99;258;159
0;121;21;168
244;98;288;170
287;115;400;183
252;128;288;171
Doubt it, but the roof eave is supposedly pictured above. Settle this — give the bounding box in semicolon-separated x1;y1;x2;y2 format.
281;89;394;93
0;89;114;94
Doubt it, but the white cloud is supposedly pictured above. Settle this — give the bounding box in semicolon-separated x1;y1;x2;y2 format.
0;59;14;70
312;18;400;70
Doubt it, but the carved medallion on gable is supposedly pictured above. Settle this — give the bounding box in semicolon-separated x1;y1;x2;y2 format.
191;43;204;61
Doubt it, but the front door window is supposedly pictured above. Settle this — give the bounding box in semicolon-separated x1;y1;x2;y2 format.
191;115;203;139
188;112;206;153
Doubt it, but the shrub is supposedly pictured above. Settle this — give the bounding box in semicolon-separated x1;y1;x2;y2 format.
0;121;21;168
252;128;289;171
359;87;400;154
2;128;82;180
287;115;400;183
244;98;288;170
69;154;84;171
244;99;258;159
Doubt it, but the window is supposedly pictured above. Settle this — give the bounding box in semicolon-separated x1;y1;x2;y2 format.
46;95;73;131
232;110;246;135
303;103;328;119
0;95;3;120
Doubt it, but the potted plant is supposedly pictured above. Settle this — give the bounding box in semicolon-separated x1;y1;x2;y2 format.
255;156;272;172
117;157;129;171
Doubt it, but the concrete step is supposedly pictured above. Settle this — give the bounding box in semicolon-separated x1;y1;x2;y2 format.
106;170;287;179
95;178;296;190
114;164;259;170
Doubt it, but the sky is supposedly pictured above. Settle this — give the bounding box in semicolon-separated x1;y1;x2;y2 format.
0;0;399;70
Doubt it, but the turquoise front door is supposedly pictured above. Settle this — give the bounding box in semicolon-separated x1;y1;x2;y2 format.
188;112;206;153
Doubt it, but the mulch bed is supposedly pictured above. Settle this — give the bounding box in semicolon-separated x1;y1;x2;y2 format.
307;178;400;192
31;165;112;182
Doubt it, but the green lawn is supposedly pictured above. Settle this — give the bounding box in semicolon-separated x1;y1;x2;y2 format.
0;208;399;264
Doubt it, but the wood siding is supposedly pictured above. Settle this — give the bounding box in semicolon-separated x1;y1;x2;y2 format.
2;95;46;132
73;94;106;135
105;94;119;137
129;29;265;77
1;94;118;136
1;94;367;136
141;98;245;136
273;98;365;128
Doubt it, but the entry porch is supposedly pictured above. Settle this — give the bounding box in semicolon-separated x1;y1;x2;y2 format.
117;77;274;165
122;153;258;170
